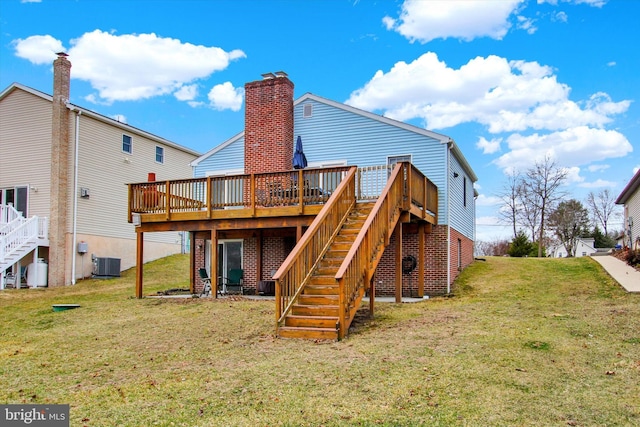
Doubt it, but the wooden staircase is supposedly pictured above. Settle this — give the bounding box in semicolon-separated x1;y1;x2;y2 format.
274;162;437;340
278;203;374;340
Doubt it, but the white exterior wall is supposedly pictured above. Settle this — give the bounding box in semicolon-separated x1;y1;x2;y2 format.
624;189;640;249
0;89;52;218
1;85;199;283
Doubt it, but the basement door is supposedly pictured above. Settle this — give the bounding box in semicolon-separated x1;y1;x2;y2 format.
205;240;243;283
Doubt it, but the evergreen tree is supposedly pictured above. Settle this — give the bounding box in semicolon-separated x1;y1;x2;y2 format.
508;230;534;257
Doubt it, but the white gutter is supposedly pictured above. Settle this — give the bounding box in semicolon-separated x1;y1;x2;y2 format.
70;108;81;285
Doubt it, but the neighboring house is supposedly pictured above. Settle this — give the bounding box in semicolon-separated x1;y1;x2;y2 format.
190;85;478;297
616;169;640;250
549;238;596;258
1;53;199;288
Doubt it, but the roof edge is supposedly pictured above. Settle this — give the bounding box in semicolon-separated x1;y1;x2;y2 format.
616;168;640;205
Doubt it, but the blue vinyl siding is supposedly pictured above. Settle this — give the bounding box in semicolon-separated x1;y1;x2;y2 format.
193;135;244;177
448;154;475;239
295;99;449;221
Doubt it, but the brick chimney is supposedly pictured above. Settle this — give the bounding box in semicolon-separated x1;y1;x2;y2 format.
244;72;294;174
49;52;72;287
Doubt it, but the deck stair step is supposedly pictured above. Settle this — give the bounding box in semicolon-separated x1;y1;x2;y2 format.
292;304;339;317
278;326;338;340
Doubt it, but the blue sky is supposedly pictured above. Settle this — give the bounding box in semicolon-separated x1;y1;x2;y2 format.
1;0;638;241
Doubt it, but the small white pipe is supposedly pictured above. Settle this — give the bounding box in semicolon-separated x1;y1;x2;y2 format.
71;109;81;285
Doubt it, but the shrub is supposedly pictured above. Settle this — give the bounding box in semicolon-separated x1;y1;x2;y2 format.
624;249;640;267
508;231;533;257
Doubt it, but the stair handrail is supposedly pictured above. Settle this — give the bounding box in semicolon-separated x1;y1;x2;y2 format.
274;166;358;326
0;215;40;264
334;162;407;339
1;204;22;224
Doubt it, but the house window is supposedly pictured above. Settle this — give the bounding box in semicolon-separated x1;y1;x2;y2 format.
463;177;467;207
388;154;412;167
457;239;462;269
122;134;132;154
155;146;164;164
303;104;313;118
1;186;28;217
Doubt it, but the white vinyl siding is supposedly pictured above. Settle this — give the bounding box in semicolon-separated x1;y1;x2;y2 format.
0;89;52;218
625;189;640;247
72;113;196;243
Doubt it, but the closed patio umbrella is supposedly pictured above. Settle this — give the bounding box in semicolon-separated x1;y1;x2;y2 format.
293;135;308;169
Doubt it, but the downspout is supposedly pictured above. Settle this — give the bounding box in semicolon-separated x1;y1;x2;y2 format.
70;107;81;285
446;141;452;294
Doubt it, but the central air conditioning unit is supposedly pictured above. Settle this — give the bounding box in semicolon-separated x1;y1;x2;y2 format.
93;257;121;277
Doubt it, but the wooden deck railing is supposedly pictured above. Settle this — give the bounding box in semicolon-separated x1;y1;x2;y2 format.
273;166;358;326
127;166;352;222
334;162;407;339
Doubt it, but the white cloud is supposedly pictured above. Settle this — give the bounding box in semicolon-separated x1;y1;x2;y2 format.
384;0;524;43
553;11;568;22
539;0;606;7
477;136;502;154
476;194;503;206
13;30;246;103
607;61;616;67
578;179;617;188
207;82;244;111
112;114;127;123
174;84;198;101
20;0;42;3
493;126;632;171
346;52;630;134
12;35;64;64
516;15;538;34
587;164;610;172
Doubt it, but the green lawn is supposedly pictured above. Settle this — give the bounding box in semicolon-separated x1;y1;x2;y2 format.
1;255;638;426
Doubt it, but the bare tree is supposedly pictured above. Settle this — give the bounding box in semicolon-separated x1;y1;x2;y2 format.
518;184;541;242
548;199;590;257
586;189;619;236
523;155;568;257
496;170;522;239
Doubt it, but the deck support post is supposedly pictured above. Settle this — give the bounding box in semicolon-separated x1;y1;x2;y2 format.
189;231;196;294
395;222;402;303
211;228;218;298
418;222;425;298
369;277;375;317
135;231;143;298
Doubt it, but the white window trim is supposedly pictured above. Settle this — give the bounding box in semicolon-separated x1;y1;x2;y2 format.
155;145;164;164
387;154;412;165
122;134;132;154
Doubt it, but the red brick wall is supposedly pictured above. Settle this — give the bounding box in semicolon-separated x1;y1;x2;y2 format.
244;75;294;174
373;224;473;296
450;227;474;283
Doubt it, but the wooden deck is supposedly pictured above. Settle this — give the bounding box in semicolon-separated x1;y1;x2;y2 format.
127;163;438;339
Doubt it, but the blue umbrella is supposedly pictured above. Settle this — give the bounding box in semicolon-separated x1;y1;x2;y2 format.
293;135;308;169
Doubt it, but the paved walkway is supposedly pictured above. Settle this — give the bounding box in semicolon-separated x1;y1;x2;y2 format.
590;255;640;292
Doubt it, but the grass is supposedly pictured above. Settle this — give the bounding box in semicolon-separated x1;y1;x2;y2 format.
1;255;639;426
